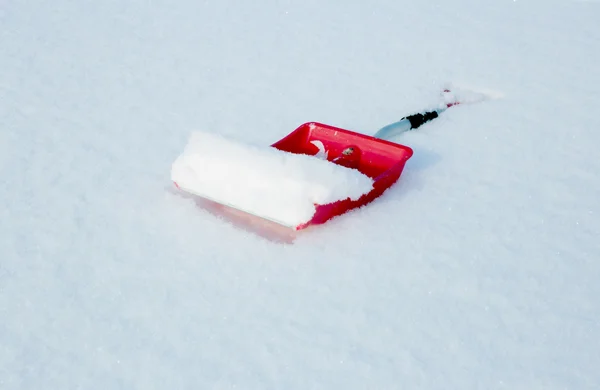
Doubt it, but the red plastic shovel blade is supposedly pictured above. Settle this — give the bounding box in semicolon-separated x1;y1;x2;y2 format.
173;122;413;239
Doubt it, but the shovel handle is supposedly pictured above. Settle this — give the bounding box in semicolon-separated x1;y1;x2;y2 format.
373;108;445;141
373;88;463;141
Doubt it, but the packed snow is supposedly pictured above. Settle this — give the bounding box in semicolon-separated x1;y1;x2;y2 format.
171;130;373;227
1;0;600;389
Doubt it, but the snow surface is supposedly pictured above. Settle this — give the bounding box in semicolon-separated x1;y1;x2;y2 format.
2;0;600;389
171;130;373;228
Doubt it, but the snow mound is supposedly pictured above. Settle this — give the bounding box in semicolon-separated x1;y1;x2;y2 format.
171;131;374;228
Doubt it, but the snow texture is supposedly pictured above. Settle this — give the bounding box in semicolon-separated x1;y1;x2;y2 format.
1;0;600;389
171;131;373;227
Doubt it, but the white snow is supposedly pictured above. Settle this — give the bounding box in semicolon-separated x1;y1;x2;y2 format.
171;131;373;227
1;0;600;389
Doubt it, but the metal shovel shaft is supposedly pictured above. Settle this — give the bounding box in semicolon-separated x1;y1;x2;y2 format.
373;107;448;141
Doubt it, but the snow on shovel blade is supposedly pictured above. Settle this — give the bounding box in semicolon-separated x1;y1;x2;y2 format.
170;127;378;229
171;122;413;234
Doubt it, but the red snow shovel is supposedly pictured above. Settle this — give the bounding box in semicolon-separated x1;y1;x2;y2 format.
172;88;479;240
